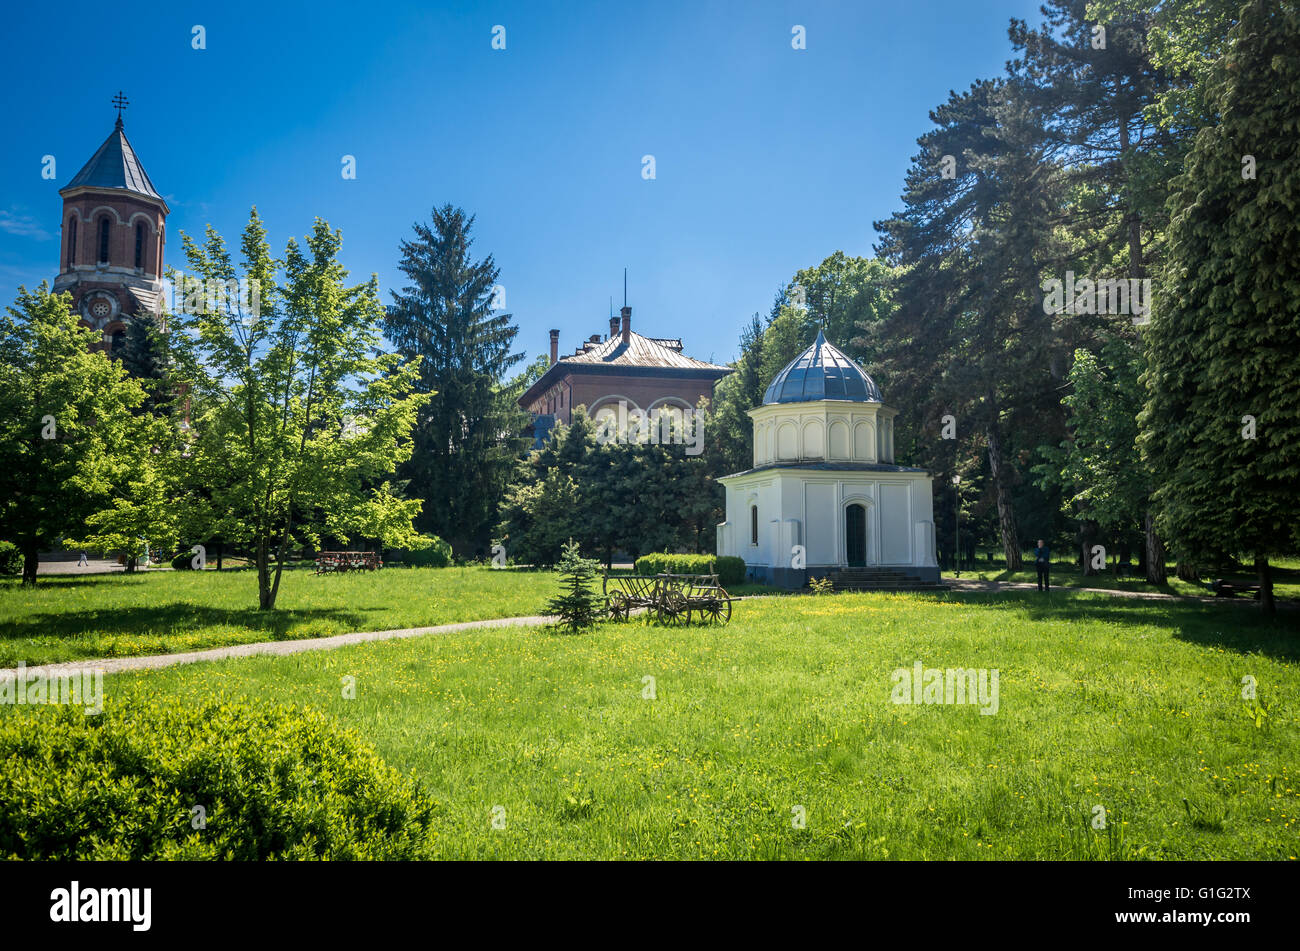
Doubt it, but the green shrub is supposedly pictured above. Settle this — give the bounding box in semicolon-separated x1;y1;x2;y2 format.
387;535;453;568
170;550;195;570
0;696;437;860
634;553;746;586
0;542;20;576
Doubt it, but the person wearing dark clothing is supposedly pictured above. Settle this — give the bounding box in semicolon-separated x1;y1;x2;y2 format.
1034;540;1050;591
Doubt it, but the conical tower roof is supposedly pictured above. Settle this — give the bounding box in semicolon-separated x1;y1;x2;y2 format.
61;118;163;201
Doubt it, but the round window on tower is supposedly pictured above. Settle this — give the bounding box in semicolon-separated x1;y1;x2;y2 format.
90;299;112;320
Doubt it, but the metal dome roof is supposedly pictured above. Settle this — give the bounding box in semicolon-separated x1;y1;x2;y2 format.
762;330;882;404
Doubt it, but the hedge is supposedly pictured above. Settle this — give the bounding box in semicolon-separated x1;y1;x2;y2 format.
0;696;437;860
633;553;746;586
386;535;453;568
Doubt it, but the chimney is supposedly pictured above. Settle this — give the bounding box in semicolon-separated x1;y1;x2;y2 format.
609;316;619;339
620;305;631;345
549;329;559;366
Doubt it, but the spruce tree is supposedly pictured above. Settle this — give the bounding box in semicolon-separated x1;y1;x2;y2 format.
546;538;604;633
387;205;528;557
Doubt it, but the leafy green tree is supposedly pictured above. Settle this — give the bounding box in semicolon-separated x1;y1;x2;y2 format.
0;285;150;583
386;205;528;557
546;538;604;633
1140;0;1300;614
72;459;180;572
1035;342;1149;574
172;210;427;610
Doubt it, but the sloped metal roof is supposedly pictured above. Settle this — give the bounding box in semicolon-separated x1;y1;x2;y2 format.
561;330;730;372
762;330;882;404
63;119;163;201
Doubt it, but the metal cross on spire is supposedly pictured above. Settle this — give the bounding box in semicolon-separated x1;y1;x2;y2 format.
111;91;129;126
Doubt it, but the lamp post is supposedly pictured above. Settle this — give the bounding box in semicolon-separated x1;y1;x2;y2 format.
952;474;961;578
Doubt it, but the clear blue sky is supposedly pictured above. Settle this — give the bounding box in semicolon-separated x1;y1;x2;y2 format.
1;0;1044;367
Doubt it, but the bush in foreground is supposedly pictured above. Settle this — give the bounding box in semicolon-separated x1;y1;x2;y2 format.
634;553;746;586
386;534;453;568
0;696;436;860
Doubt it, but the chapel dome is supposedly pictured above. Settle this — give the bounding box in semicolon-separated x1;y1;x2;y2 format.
762;330;882;404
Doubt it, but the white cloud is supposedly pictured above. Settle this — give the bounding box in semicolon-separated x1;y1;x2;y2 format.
0;210;53;241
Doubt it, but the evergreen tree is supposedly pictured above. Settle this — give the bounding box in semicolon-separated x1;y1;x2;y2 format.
546;538;604;633
118;310;173;415
1140;0;1300;614
387;205;528;557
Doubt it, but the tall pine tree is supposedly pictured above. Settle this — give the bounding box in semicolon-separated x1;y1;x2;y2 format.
387;205;527;557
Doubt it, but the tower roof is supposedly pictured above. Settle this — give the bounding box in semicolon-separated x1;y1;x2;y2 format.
762;330;882;404
62;118;163;202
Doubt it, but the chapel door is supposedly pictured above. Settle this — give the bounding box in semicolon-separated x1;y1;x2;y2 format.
845;504;867;567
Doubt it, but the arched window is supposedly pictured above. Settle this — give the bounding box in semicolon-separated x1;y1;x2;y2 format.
750;505;759;546
97;217;111;264
109;327;126;355
134;222;145;269
67;218;77;268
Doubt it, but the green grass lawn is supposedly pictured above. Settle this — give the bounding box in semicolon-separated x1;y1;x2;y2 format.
0;567;562;666
0;566;776;667
25;588;1295;860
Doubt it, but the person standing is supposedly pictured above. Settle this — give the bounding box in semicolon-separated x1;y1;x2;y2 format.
1034;539;1050;591
77;551;88;567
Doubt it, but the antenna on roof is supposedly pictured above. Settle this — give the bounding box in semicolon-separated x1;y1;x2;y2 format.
609;296;613;319
623;268;627;308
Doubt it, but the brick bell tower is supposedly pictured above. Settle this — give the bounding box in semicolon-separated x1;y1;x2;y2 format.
53;93;168;354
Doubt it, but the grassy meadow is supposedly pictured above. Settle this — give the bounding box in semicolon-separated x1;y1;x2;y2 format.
0;567;560;666
10;587;1294;860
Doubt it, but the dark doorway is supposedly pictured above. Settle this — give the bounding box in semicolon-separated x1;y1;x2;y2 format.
845;503;867;567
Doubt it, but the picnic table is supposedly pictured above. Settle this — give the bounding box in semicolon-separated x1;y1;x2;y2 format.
315;551;382;574
603;572;734;625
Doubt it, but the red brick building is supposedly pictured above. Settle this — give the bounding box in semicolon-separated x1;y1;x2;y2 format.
52;113;168;353
519;305;731;440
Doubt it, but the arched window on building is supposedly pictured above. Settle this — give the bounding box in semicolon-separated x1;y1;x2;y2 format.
134;222;145;269
109;327;126;356
97;217;111;264
67;218;77;268
750;505;758;546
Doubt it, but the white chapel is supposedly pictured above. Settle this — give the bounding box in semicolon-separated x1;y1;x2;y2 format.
717;332;941;588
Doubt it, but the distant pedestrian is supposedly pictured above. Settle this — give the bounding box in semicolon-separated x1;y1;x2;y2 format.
77;551;88;567
1034;539;1050;591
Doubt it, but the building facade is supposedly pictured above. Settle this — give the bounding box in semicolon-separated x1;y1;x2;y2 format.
519;305;731;441
717;331;940;589
52;114;168;354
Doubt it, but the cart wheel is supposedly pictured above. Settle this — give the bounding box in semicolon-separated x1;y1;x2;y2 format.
607;591;630;621
700;594;731;625
658;591;688;626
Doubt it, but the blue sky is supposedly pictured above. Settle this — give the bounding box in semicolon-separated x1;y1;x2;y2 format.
1;0;1044;367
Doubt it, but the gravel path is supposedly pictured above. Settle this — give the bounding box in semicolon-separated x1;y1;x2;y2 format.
0;614;557;682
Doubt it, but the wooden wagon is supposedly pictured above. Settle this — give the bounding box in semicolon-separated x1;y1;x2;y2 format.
603;572;734;625
315;551;382;574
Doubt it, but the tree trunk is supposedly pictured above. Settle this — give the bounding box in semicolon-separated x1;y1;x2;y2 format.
1079;519;1099;576
125;556;137;573
257;536;273;610
21;542;38;586
1143;510;1166;584
1256;556;1275;617
986;418;1022;570
1176;560;1199;583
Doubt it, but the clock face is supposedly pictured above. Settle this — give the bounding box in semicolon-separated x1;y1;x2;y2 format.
90;299;111;319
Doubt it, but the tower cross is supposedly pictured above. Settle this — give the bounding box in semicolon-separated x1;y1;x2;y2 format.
111;91;129;123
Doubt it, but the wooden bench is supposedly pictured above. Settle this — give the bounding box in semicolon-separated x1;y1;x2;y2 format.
1211;579;1261;599
315;551;382;574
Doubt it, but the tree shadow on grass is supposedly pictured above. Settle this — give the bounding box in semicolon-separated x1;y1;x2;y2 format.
0;603;377;645
934;590;1300;663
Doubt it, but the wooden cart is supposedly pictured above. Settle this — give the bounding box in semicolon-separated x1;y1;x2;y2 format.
603;572;734;625
315;551;382;574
